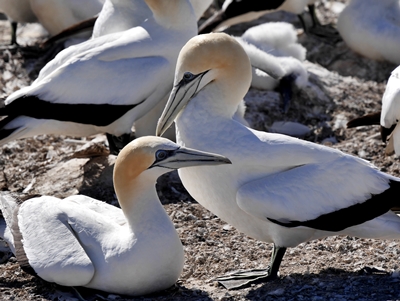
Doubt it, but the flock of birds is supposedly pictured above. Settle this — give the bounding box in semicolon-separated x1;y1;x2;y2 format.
0;0;399;297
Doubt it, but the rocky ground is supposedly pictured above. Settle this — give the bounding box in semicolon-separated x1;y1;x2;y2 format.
1;1;400;300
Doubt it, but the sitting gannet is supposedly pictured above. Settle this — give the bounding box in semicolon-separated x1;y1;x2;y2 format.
337;0;400;65
0;0;198;154
0;136;231;296
347;66;400;156
156;33;400;289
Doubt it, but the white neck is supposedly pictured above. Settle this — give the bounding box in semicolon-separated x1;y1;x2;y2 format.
115;173;171;234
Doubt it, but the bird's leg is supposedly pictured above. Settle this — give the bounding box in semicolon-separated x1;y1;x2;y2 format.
277;74;296;114
298;5;341;45
106;133;132;155
10;21;18;46
215;245;286;290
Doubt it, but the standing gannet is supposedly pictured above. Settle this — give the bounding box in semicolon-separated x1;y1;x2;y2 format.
156;33;400;289
45;0;212;45
198;0;340;43
40;0;212;142
0;0;105;45
348;66;400;156
93;0;212;37
0;0;198;154
0;0;38;45
337;0;400;65
0;136;231;296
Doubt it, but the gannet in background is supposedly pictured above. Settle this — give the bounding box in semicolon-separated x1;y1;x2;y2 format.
0;0;38;45
29;0;104;36
0;136;231;295
44;0;213;46
0;0;198;154
235;22;308;112
347;66;400;155
198;0;340;43
337;0;400;65
39;0;212;141
0;0;104;45
157;33;400;289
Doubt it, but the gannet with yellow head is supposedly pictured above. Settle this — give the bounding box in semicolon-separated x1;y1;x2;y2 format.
0;136;231;296
157;33;400;289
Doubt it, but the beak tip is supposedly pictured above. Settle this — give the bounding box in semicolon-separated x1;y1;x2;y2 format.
155;124;163;137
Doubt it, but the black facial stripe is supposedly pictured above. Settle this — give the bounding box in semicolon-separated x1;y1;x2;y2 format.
148;149;178;169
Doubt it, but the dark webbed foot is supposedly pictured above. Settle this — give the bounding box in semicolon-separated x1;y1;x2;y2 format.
216;268;276;289
216;245;287;290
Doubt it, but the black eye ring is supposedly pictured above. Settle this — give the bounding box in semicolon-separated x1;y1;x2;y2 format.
183;72;194;81
155;150;168;161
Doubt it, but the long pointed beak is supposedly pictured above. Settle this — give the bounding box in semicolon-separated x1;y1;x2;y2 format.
156;84;183;137
156;71;209;137
154;147;231;169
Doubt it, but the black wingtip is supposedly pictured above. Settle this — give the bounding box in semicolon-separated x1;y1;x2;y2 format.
268;179;400;232
346;111;381;128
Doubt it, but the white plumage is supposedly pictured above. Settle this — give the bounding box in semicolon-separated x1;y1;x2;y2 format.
0;0;104;44
29;0;104;36
235;22;308;92
0;0;37;25
381;65;400;155
157;33;400;289
241;22;306;61
93;0;212;38
0;136;231;295
337;0;400;65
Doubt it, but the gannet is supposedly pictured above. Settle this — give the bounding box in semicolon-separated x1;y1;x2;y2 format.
235;22;308;112
29;0;104;36
156;33;400;289
45;0;212;46
0;0;198;154
0;136;231;295
0;0;38;44
348;66;400;156
38;0;211;143
198;0;340;43
0;0;105;45
337;0;400;65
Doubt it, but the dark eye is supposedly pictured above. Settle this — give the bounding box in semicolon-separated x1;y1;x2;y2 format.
156;150;168;161
183;72;194;81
